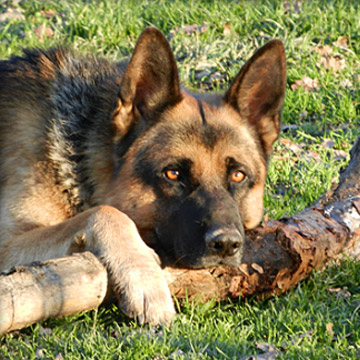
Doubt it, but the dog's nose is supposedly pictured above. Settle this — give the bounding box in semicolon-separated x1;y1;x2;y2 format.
205;228;242;257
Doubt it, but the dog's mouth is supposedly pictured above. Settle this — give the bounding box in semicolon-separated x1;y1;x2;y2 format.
170;251;243;269
159;253;243;269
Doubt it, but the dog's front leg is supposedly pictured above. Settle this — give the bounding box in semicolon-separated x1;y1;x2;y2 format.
0;205;175;325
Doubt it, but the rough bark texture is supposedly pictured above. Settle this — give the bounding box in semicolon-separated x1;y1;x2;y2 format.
0;252;108;335
167;136;360;301
1;137;360;335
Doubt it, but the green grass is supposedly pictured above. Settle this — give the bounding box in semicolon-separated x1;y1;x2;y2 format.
1;0;360;358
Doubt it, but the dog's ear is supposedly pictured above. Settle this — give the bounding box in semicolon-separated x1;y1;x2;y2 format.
224;40;286;157
114;28;181;130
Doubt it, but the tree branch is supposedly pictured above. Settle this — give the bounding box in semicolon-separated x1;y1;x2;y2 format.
167;136;360;301
1;137;360;334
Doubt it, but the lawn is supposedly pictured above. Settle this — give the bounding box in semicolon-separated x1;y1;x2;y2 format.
0;0;359;358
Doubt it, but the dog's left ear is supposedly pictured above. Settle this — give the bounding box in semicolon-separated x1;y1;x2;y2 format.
224;40;286;157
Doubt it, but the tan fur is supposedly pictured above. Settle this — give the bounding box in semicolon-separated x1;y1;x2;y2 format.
145;94;268;228
0;28;285;325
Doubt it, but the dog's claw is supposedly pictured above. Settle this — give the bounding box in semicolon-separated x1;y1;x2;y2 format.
137;313;145;325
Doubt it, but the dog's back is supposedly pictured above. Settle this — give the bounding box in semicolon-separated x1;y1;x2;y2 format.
0;49;123;238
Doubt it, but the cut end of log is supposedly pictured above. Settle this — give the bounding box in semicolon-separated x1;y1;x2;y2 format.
0;252;108;335
1;137;360;335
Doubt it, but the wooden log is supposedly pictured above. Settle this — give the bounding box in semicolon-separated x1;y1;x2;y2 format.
167;136;360;301
1;137;360;334
0;252;107;335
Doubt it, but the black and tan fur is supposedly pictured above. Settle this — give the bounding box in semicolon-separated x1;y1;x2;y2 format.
0;28;286;324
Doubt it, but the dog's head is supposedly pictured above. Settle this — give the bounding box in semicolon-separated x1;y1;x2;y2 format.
106;28;286;268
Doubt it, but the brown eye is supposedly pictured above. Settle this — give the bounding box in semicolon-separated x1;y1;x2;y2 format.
231;170;246;183
165;170;180;181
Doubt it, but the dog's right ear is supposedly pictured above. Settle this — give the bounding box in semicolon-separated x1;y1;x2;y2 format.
112;27;182;137
224;40;286;158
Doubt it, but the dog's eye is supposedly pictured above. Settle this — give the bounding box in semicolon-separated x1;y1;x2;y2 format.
165;169;180;181
231;170;246;183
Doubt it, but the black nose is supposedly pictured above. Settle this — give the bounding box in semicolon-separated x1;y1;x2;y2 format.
205;228;242;258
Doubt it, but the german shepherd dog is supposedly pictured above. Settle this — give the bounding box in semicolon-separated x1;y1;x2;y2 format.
0;28;286;324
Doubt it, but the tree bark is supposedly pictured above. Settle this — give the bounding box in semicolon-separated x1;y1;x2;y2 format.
1;137;360;335
167;136;360;301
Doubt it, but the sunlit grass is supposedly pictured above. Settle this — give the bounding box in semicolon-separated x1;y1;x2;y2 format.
0;0;359;358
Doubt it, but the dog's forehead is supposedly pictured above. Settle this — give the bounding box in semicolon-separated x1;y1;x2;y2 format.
144;96;264;173
157;96;260;153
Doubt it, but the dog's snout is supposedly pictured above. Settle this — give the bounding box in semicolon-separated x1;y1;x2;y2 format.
205;228;242;258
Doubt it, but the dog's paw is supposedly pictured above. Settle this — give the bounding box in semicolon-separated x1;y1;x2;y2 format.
87;206;176;325
115;265;176;325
